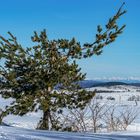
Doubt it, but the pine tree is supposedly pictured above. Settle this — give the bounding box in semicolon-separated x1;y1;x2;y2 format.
0;4;126;130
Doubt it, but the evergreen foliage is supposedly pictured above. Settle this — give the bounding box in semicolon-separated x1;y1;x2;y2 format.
0;4;126;130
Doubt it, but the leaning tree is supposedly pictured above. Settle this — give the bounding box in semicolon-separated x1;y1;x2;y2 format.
0;4;126;130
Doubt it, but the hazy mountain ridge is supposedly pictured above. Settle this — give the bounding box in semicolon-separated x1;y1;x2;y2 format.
79;80;140;88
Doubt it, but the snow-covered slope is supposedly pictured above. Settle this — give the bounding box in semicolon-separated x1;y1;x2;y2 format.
1;85;140;130
1;84;140;139
1;125;140;140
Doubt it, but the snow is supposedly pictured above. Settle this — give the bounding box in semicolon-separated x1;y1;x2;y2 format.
0;126;140;140
3;112;42;129
1;85;140;139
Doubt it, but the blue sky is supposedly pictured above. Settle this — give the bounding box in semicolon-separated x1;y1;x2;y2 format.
0;0;140;79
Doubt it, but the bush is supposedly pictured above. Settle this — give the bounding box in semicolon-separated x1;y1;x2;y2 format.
128;95;140;101
107;96;115;100
96;95;103;100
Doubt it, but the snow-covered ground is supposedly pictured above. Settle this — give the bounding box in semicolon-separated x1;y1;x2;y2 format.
1;125;140;140
89;85;140;131
1;85;140;139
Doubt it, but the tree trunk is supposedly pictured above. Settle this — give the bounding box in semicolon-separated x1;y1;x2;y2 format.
37;87;51;130
93;121;97;133
37;109;50;130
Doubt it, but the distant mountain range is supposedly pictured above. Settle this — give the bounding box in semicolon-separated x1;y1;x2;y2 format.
79;80;140;88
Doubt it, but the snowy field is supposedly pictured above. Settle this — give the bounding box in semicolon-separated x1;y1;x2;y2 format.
1;85;140;139
1;125;140;140
2;85;140;129
89;85;140;131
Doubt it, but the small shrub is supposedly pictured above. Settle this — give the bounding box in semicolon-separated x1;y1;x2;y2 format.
128;95;140;101
107;96;115;100
96;95;103;100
